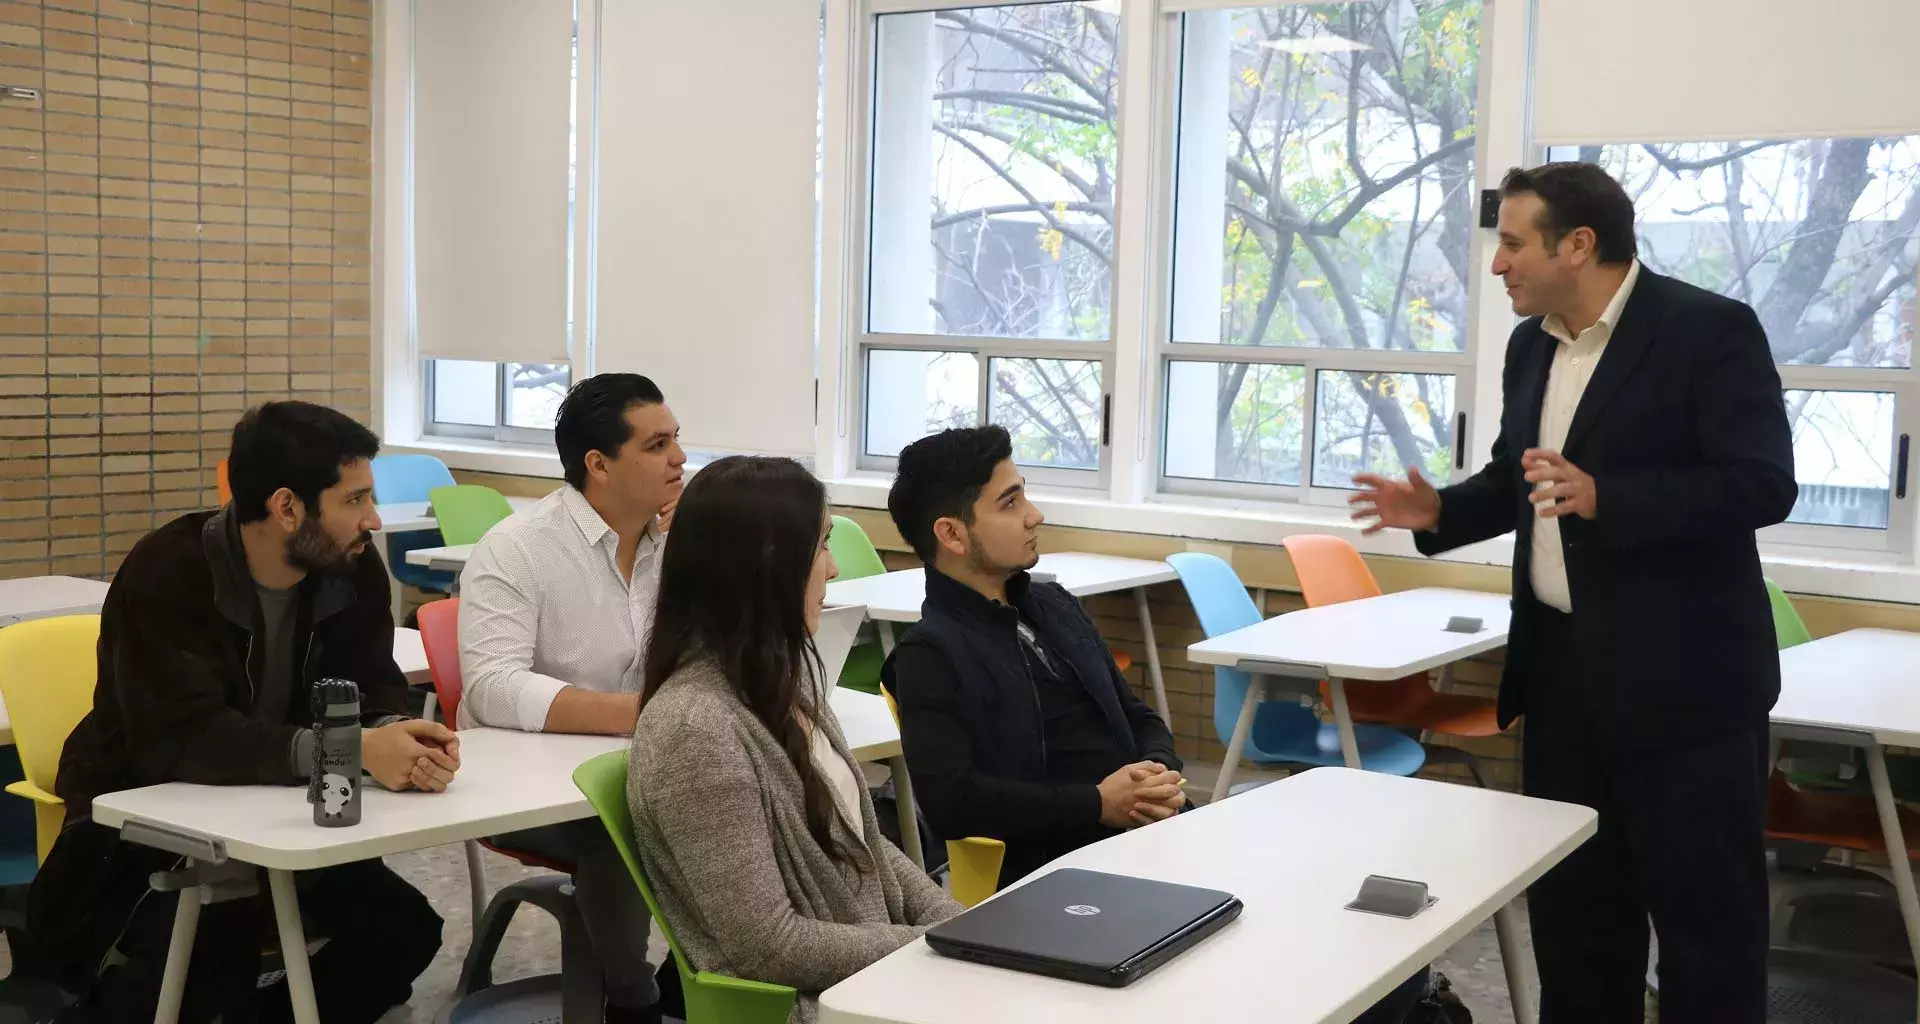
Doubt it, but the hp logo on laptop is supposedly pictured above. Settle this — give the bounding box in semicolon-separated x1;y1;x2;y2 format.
1063;904;1102;916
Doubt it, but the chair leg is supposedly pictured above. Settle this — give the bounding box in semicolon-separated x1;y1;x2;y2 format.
463;839;489;925
557;880;604;1024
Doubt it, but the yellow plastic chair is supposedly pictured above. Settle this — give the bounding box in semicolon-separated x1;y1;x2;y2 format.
0;615;100;863
878;685;1004;907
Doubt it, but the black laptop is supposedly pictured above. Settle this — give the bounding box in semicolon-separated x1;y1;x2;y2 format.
925;868;1242;987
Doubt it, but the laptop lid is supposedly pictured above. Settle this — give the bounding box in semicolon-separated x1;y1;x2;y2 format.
812;604;866;693
928;868;1239;972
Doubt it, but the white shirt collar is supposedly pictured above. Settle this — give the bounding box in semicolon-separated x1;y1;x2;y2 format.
1545;259;1641;344
560;484;661;554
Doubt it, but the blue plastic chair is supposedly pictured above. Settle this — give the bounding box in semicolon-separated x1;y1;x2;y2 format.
371;454;458;594
1165;552;1426;791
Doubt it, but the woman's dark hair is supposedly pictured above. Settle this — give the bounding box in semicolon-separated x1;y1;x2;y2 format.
228;401;381;524
642;456;864;866
1499;163;1638;265
554;373;666;491
887;425;1014;565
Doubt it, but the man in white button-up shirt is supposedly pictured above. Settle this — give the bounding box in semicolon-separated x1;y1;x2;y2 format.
1354;164;1795;1022
458;373;687;1023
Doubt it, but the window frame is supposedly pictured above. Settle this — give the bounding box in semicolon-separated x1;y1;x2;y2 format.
1146;2;1495;507
848;0;1123;491
1539;140;1920;559
422;360;572;447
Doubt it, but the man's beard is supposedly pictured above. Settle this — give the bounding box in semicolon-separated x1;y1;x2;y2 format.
965;530;1039;578
287;517;370;574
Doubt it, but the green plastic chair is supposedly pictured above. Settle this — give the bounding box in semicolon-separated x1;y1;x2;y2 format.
1766;579;1813;650
573;751;798;1024
828;516;889;694
427;485;516;547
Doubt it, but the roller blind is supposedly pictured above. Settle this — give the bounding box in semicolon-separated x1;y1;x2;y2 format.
412;0;574;363
591;0;821;458
1532;0;1920;145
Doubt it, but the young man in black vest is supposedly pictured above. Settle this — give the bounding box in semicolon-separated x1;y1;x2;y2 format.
881;425;1184;888
883;426;1436;1024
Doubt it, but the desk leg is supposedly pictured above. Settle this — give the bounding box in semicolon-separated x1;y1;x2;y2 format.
155;874;204;1024
1864;745;1920;1008
1211;678;1264;803
889;755;925;870
1326;677;1363;771
267;869;321;1024
879;621;897;656
1131;588;1170;721
1493;901;1536;1024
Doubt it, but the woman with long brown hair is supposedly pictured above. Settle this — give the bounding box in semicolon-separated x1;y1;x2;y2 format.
627;455;957;1022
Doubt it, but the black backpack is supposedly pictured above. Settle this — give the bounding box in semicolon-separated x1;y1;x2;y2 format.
1407;971;1473;1023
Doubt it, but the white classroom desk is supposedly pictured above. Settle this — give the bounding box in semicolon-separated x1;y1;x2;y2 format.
94;688;910;1024
1771;628;1920;1001
0;575;109;627
823;553;1181;719
821;767;1595;1024
405;542;475;574
0;575;111;747
392;627;429;686
1186;587;1513;796
371;496;538;621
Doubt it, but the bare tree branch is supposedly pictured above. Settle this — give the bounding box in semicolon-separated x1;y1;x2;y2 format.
934;123;1112;267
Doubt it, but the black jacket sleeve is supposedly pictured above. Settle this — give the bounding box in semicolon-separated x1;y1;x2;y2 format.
891;640;1103;844
107;580;307;788
1577;302;1797;550
1416;323;1527;557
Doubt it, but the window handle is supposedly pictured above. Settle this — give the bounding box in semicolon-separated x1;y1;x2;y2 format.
1453;413;1466;469
1898;434;1910;500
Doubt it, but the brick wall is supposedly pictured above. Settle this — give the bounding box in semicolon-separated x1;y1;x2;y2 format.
0;0;373;582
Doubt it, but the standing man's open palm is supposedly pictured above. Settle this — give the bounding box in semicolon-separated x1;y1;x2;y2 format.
1350;467;1441;535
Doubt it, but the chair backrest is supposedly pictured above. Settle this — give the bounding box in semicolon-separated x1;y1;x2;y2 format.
0;615;100;859
1765;579;1813;650
416;598;464;727
1165;552;1262;637
814;604;866;691
1282;534;1382;607
372;453;457;505
574;751;689;971
215;458;231;506
828;515;889;580
428;485;515;547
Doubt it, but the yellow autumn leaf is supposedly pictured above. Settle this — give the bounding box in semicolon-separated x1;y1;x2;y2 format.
1240;67;1261;89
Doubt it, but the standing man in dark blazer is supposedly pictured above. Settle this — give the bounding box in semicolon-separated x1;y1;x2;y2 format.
1352;162;1797;1022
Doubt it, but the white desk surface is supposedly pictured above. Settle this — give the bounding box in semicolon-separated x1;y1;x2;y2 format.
0;575;110;626
91;688;904;871
1774;629;1920;748
824;553;1178;624
375;496;539;535
392;627;429;685
404;543;475;570
820;768;1595;1024
1186;588;1512;682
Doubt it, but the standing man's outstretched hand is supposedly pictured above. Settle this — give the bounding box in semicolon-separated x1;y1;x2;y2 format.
1350;467;1441;535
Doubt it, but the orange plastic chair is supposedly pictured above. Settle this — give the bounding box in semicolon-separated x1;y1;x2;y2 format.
216;458;232;506
1282;535;1502;777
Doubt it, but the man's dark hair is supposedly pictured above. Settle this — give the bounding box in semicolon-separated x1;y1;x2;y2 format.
1499;162;1638;265
554;373;666;490
887;425;1014;565
228;401;381;524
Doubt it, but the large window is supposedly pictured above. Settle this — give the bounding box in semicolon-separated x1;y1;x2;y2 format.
1159;0;1482;502
1549;137;1920;547
859;1;1119;481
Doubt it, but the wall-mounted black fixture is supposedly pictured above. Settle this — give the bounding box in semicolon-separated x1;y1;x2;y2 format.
1478;189;1500;229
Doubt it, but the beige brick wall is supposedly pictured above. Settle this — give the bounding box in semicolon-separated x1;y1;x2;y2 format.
0;0;373;582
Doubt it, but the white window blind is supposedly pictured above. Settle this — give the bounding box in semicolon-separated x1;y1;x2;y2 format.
411;0;574;363
1531;0;1920;145
591;0;820;458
